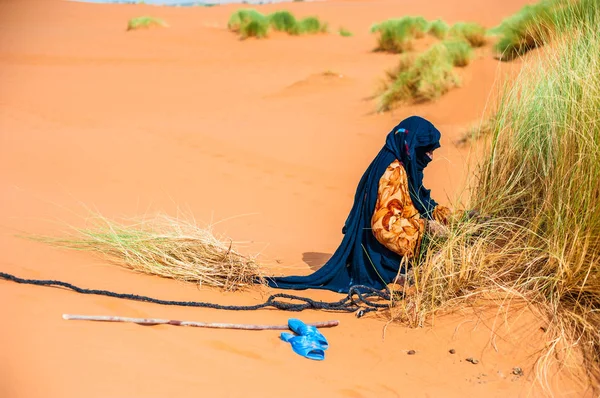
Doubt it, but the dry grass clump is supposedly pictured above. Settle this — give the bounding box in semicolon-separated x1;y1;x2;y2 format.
399;1;600;388
37;213;265;291
454;117;497;147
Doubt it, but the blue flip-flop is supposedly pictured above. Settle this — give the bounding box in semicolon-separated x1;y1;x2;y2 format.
280;332;325;361
287;318;329;349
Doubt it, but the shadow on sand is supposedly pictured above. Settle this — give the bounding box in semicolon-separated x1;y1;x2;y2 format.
302;252;331;272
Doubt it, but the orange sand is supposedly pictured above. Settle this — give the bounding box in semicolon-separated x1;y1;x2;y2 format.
0;0;591;396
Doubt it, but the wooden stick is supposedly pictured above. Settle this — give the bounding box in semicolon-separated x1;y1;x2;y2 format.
62;314;339;330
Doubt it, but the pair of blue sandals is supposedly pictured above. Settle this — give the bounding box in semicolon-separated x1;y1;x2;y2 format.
280;318;329;361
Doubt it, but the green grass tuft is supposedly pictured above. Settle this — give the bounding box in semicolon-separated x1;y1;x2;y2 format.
449;22;487;47
427;19;449;39
338;27;353;37
297;16;328;34
371;16;429;53
442;38;474;67
126;16;168;31
378;44;459;111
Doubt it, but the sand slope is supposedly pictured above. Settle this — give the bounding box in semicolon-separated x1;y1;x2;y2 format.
0;0;590;396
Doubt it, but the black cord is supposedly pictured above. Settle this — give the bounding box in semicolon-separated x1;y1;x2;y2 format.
0;271;390;314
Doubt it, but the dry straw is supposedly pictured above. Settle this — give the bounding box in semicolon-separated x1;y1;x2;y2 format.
36;213;265;291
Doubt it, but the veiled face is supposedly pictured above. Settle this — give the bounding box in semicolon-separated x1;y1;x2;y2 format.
415;144;437;169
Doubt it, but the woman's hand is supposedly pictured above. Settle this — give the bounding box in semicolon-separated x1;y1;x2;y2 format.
462;209;491;223
426;220;449;238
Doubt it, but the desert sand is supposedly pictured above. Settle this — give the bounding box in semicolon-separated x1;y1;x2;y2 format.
0;0;590;396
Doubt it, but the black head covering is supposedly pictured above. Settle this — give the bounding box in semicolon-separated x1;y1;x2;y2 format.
385;115;441;218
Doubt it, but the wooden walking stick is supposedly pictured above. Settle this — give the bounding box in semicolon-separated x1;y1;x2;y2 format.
63;314;339;330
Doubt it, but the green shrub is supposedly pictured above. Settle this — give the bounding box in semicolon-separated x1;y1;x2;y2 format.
126;16;168;31
228;9;264;32
442;38;473;67
228;9;269;39
268;10;298;34
427;19;449;39
449;22;487;47
240;18;269;39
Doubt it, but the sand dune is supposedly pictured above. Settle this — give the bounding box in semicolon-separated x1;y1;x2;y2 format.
0;0;589;396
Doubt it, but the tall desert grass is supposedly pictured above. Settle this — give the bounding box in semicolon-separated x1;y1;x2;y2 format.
402;0;600;388
492;0;597;60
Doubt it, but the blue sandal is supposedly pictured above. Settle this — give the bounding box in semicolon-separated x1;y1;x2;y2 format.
287;318;329;349
280;332;326;361
280;319;330;360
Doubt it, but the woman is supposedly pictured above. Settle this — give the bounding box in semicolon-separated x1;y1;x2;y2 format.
267;116;450;293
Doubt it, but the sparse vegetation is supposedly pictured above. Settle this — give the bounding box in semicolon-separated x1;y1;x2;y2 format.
427;19;449;39
448;22;487;47
378;44;459;111
322;70;342;77
126;16;168;31
228;9;329;38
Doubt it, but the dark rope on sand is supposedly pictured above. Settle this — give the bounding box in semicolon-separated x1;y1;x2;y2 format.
0;271;390;315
